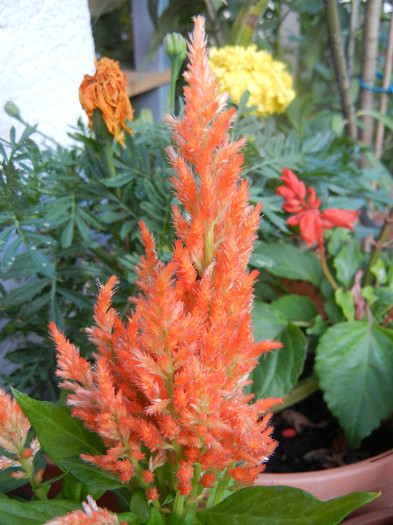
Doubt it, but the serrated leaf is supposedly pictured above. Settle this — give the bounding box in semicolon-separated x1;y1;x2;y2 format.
2;278;50;307
251;242;322;286
1;235;22;273
61;219;74;249
333;240;362;288
271;294;317;323
315;322;393;447
196;486;377;525
12;390;106;463
250;322;307;398
334;288;355;321
27;245;57;280
101;171;136;187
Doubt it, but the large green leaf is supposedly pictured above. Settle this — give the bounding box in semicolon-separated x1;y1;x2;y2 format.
252;301;287;340
251;242;322;286
271;294;318;323
196;486;377;525
250;323;307;398
12;390;106;463
315;321;393;447
0;496;81;525
59;457;123;491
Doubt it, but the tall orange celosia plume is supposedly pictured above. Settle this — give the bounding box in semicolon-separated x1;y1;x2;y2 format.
50;16;282;504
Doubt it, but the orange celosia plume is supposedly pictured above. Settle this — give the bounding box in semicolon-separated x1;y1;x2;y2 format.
79;57;133;145
51;16;282;503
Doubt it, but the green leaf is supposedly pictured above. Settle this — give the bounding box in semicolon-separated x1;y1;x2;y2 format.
101;171;136;187
2;278;50;307
60;219;74;248
251;242;322;286
59;457;123;491
27;245;57;280
129;490;149;521
252;301;287;340
196;486;377;525
334;289;355;321
0;496;81;525
271;295;317;323
11;390;106;463
147;507;166;524
315;322;393;447
250;322;307;398
74;214;90;242
333;240;362;288
1;235;22;273
357;109;393;131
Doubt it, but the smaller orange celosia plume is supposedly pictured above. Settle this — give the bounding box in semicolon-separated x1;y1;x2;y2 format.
0;388;42;484
45;495;124;525
79;57;133;145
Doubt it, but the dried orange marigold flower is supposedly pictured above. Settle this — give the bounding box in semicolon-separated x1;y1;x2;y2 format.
79;57;133;145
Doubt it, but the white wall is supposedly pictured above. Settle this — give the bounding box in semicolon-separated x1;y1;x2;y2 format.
0;0;95;146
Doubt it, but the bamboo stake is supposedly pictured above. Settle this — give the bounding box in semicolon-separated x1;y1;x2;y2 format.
375;10;393;159
346;0;361;79
324;0;357;140
359;0;382;149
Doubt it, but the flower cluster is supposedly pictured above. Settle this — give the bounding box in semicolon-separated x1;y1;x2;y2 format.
208;45;295;116
277;168;360;246
0;388;42;485
50;16;281;508
79;57;133;145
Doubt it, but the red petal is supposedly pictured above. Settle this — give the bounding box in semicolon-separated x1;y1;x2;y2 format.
281;168;307;201
299;210;323;245
321;209;360;230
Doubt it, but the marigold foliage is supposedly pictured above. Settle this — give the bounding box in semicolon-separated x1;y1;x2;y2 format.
51;16;282;505
208;45;295;116
79;57;133;145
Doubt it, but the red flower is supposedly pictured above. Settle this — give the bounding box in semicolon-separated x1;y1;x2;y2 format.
277;168;359;245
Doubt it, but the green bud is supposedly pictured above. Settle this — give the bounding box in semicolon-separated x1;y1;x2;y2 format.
4;100;21;119
164;32;187;61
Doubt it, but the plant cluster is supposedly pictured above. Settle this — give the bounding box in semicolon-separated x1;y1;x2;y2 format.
0;16;377;525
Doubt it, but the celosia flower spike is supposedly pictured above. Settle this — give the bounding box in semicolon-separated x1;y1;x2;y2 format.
51;16;282;510
277;168;360;246
44;495;124;525
79;57;133;145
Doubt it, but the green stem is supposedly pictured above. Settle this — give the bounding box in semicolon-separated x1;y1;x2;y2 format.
229;0;269;46
173;490;185;517
18;446;47;501
212;470;230;506
318;242;338;291
363;207;393;286
203;223;215;270
271;379;320;413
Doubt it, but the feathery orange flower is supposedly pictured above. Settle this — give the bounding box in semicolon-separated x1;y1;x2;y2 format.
51;16;282;509
79;57;133;145
44;495;124;525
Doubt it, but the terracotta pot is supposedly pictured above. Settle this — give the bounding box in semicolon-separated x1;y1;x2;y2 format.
255;449;393;517
342;507;393;525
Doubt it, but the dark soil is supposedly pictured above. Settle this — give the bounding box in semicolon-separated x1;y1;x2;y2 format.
265;391;393;473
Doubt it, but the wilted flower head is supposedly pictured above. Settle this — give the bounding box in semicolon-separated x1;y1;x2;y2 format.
209;45;295;116
79;57;133;145
277;167;360;245
51;16;281;507
44;495;123;525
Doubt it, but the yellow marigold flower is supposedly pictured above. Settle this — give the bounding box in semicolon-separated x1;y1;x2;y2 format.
79;57;133;145
208;45;295;116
